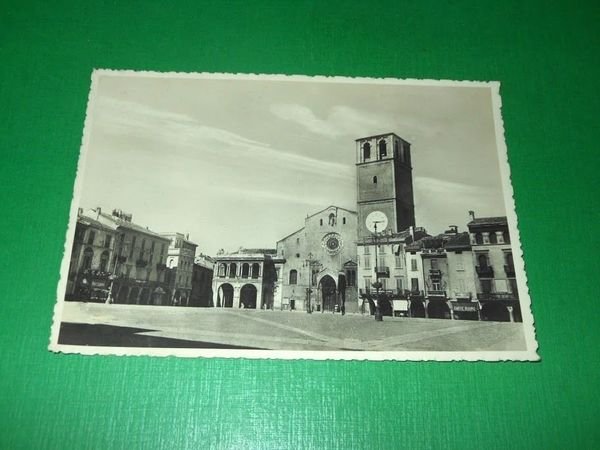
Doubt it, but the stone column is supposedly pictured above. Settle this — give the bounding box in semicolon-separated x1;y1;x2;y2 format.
233;286;241;309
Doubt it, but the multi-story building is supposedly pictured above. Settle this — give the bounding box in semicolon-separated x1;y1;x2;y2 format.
468;216;521;322
65;210;118;301
161;233;197;306
190;253;214;307
445;230;479;320
211;249;284;310
276;206;358;313
405;228;479;319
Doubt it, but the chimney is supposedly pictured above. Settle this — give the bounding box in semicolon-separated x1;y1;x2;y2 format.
96;207;101;219
468;210;475;221
186;233;189;240
446;225;458;234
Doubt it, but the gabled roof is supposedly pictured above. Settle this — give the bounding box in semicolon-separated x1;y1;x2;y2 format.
276;226;305;243
90;210;170;241
305;205;357;221
445;232;472;250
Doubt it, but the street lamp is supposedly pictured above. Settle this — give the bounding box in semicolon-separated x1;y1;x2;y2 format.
372;221;384;321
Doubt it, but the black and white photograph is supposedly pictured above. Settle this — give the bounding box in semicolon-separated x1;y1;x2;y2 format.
50;70;538;360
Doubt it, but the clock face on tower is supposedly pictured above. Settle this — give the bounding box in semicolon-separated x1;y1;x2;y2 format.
366;211;388;233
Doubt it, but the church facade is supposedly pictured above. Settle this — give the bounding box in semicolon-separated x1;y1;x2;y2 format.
276;206;358;313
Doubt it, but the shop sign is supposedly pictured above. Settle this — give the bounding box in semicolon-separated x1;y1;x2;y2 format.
452;302;478;312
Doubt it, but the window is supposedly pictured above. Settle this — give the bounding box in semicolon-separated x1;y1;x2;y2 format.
99;251;109;272
104;235;112;248
381;278;387;290
343;217;346;225
432;281;441;291
475;233;483;245
311;269;318;286
251;263;260;279
168;258;175;268
378;245;385;254
296;237;300;244
373;176;378;184
82;247;94;270
218;263;226;277
505;252;514;268
395;255;403;268
346;269;356;287
328;213;336;226
503;231;511;244
478;254;488;268
377;256;385;268
458;279;466;292
431;259;438;270
364;256;371;268
320;219;323;226
140;239;146;256
489;232;497;244
87;230;95;245
483;233;490;244
363;142;371;160
229;263;237;278
130;236;136;258
241;263;250;278
496;232;505;244
289;270;298;285
481;279;493;293
161;243;166;255
411;259;418;271
378;139;387;158
296;253;300;258
395;277;403;292
364;277;372;292
364;246;370;255
411;278;419;292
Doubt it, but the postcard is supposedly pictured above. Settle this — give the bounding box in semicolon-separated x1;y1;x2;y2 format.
49;70;539;360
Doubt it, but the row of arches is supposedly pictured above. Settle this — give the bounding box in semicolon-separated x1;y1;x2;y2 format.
217;283;258;309
81;247;110;272
218;262;260;279
407;300;518;321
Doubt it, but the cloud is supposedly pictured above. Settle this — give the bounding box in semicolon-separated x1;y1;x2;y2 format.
270;104;397;139
94;97;353;180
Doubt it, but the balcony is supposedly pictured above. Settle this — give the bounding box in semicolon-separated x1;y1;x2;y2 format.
375;266;390;278
135;259;149;268
475;265;494;278
427;289;447;299
429;269;442;277
504;265;516;277
477;292;518;301
409;290;425;299
454;292;472;300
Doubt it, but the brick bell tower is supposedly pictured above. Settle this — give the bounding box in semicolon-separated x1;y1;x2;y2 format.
356;133;415;240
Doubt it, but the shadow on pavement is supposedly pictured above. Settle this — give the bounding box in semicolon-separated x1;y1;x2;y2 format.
58;322;262;349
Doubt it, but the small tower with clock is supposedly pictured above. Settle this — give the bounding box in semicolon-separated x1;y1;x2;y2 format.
356;132;416;240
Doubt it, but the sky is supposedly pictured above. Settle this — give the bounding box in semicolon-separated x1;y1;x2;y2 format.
78;73;508;255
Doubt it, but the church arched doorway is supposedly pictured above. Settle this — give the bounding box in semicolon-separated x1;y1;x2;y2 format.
481;302;510;322
218;283;234;308
240;284;257;309
319;275;337;312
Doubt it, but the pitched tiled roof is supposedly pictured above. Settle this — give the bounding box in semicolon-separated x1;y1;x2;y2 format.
445;232;471;250
467;216;507;227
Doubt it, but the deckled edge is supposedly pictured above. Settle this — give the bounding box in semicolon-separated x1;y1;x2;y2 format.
489;81;540;361
48;69;540;362
48;70;100;353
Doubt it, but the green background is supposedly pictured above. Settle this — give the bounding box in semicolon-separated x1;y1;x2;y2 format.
1;1;598;448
